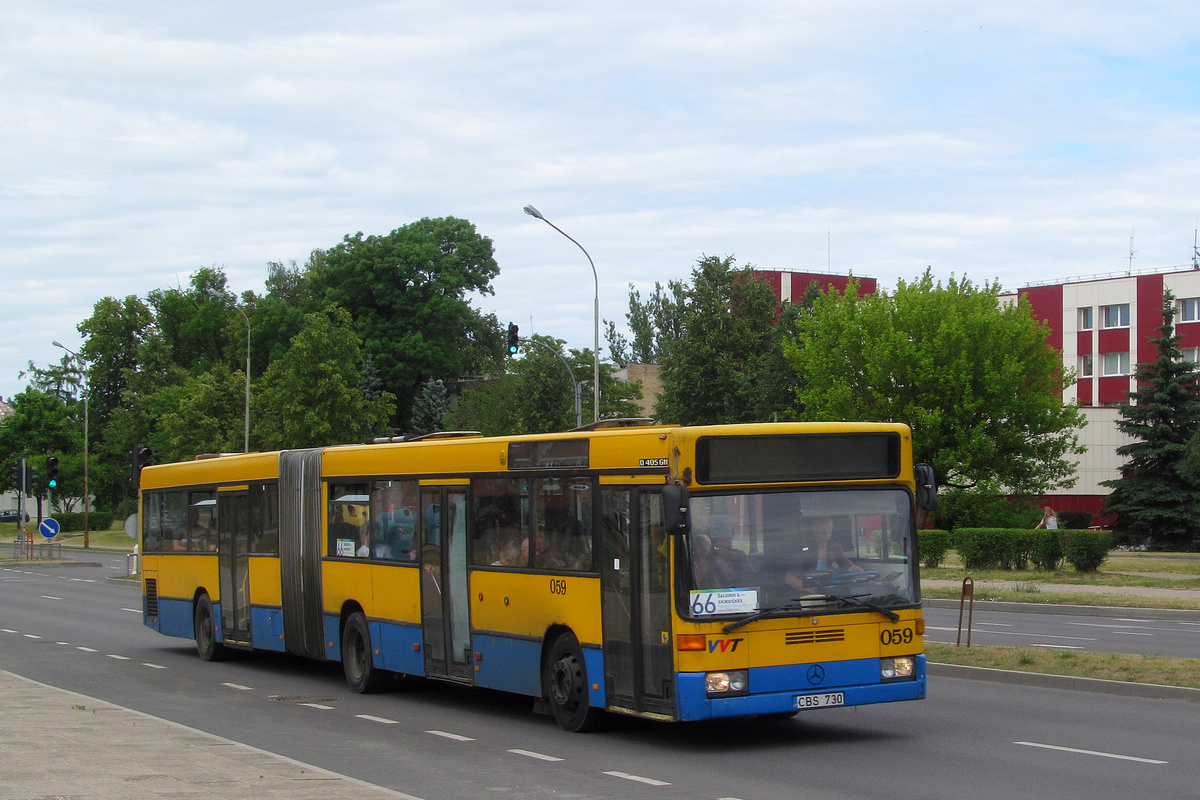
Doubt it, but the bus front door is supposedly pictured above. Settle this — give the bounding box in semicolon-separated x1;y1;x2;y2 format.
419;487;473;682
600;489;675;718
217;490;251;645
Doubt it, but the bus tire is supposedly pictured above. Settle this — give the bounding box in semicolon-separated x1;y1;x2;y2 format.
342;612;389;694
194;594;227;662
544;633;601;732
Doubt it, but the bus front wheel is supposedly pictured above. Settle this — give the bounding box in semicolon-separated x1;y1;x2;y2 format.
342;612;389;694
544;633;601;732
194;595;227;662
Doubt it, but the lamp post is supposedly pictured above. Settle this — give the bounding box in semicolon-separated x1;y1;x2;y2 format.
52;341;89;549
523;205;600;424
207;289;251;452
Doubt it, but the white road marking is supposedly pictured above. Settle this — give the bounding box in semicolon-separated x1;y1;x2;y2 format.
107;654;130;660
975;622;1013;627
425;730;473;741
77;646;98;652
1015;741;1167;764
142;663;166;669
41;595;63;600
24;634;42;639
927;626;1095;642
56;642;69;645
121;608;142;613
604;771;671;786
358;714;400;724
222;682;254;691
1;629;17;633
1113;631;1154;636
508;748;563;762
1030;644;1084;650
302;703;334;710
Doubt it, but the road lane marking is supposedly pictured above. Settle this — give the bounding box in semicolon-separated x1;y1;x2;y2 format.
41;595;63;600
302;703;334;710
358;714;400;724
508;748;563;762
604;771;671;786
926;626;1095;642
1030;644;1084;649
121;608;142;613
222;682;253;691
24;634;43;639
77;646;98;652
1;629;17;633
1015;741;1167;764
107;654;130;660
425;730;473;741
142;663;166;669
1113;631;1154;636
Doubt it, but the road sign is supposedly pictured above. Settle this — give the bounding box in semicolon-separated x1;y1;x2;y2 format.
39;518;61;540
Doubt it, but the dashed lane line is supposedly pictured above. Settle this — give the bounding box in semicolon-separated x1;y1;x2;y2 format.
508;748;564;762
107;654;131;660
358;714;401;725
222;682;254;691
302;703;334;710
1015;741;1167;764
425;730;474;741
142;663;166;669
604;770;671;786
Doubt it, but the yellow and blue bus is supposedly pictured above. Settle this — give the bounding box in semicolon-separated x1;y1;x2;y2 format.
140;421;935;731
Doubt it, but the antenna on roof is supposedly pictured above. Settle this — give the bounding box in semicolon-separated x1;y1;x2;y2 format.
1193;224;1199;270
1127;227;1136;275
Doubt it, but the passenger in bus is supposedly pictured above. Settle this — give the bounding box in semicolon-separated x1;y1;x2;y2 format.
492;541;522;566
533;525;567;569
690;533;713;587
786;516;861;590
356;524;371;558
709;533;755;587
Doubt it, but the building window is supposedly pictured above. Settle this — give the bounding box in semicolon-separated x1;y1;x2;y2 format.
1179;298;1200;322
1101;351;1130;376
1101;304;1130;328
1078;307;1094;331
1079;354;1094;378
1177;347;1200;366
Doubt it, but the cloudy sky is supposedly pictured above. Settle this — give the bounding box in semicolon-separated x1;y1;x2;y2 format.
3;1;1199;401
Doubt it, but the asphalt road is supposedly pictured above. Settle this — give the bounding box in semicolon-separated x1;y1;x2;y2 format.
2;556;1198;800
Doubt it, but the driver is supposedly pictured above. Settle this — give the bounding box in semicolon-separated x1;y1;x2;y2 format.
786;516;862;591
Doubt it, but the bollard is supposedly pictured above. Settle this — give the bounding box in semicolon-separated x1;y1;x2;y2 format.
956;576;975;647
127;551;140;576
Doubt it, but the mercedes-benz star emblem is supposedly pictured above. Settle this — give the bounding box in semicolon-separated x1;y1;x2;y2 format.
806;664;826;685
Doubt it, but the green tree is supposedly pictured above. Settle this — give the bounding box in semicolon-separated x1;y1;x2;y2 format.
77;295;154;435
654;255;793;425
148;362;247;461
784;269;1084;496
254;306;396;449
0;388;78;507
1103;290;1200;550
310;217;503;421
410;378;452;436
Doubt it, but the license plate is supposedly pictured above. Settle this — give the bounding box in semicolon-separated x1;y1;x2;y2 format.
794;692;845;709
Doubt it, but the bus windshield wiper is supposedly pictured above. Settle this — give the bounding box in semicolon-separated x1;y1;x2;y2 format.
833;594;900;622
722;603;809;634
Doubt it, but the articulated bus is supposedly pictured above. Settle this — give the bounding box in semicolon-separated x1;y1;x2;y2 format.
140;421;936;731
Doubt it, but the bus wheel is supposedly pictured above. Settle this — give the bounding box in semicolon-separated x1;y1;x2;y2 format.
342;612;389;694
545;633;601;732
194;595;227;662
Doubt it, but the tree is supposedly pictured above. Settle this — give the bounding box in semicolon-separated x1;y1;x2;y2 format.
254;306;396;449
784;269;1084;497
409;379;452;436
654;255;794;425
0;388;78;508
1103;290;1200;550
77;295;153;435
310;217;503;421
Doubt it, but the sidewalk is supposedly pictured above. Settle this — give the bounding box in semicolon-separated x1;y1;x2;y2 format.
921;577;1200;600
0;669;415;800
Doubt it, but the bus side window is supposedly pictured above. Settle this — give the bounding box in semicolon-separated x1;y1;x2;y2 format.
471;478;526;567
142;492;162;552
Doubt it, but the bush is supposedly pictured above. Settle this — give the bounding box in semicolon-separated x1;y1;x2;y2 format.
1057;510;1093;530
1065;530;1111;572
53;512;114;533
957;528;1037;570
1031;529;1065;571
932;489;1040;530
917;529;953;568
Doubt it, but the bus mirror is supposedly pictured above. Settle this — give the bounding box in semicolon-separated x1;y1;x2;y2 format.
914;463;938;512
662;483;691;536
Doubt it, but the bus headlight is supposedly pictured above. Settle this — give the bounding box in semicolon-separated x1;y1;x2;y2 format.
705;670;749;697
881;657;915;681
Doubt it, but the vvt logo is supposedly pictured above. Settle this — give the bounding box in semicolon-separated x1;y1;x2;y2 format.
707;638;744;653
806;664;826;685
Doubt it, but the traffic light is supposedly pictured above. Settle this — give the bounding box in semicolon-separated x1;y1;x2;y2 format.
132;446;153;487
9;462;20;490
25;463;36;488
507;323;520;355
46;456;59;489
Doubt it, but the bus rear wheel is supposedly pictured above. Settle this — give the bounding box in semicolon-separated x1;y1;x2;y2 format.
342;612;389;694
544;633;601;732
194;595;227;662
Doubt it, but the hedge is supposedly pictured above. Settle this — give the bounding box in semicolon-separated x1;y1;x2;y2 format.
52;511;114;533
937;527;1106;572
917;529;954;568
1064;530;1112;572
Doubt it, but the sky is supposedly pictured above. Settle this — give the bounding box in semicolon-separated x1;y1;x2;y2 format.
3;1;1200;401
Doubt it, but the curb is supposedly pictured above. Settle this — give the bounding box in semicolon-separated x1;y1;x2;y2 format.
924;598;1200;621
927;662;1200;703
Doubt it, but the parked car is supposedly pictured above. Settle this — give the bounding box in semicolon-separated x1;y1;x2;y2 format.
0;509;30;523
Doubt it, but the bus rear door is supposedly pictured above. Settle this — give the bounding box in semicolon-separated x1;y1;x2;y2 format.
217;488;251;645
419;486;473;682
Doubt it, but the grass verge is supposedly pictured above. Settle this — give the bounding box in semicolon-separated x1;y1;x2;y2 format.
926;641;1200;689
920;584;1200;610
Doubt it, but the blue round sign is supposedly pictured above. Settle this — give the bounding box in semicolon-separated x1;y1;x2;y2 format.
39;518;61;540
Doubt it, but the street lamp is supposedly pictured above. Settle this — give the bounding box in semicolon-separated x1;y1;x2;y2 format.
523;205;601;423
207;289;251;453
52;341;89;548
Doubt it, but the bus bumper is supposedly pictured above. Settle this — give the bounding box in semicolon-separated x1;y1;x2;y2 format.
676;654;926;721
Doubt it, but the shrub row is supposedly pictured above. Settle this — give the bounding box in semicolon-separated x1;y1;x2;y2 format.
53;511;114;533
917;528;1111;573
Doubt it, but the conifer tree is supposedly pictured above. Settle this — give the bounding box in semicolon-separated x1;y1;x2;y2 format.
1102;290;1200;550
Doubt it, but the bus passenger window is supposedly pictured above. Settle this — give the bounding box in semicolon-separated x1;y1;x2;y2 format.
371;479;418;562
142;492;163;552
329;483;370;558
534;477;593;572
162;491;188;551
471;478;527;567
189;492;217;552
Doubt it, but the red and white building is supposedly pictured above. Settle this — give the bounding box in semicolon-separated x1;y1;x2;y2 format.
1002;267;1200;520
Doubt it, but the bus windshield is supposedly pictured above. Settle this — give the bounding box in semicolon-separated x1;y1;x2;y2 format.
685;488;916;618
